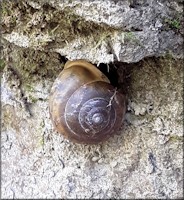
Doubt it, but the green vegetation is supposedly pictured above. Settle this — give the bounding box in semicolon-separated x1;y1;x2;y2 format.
163;50;176;60
124;32;136;41
164;18;181;29
124;32;144;47
169;135;183;142
1;0;17;30
29;95;38;103
1;1;10;15
0;59;6;73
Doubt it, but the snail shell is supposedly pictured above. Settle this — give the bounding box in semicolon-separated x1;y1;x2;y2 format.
49;60;126;144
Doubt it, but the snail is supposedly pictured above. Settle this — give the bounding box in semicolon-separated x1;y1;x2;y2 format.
49;59;126;144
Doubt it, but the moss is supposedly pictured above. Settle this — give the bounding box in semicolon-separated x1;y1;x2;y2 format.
25;84;35;92
39;135;45;147
163;13;183;34
169;135;183;142
8;46;63;84
1;0;13;16
1;0;122;85
124;32;135;41
38;4;119;46
0;59;6;73
37;121;45;147
1;1;120;47
28;95;38;103
164;18;181;29
124;32;143;47
163;50;176;60
1;0;122;86
1;0;19;33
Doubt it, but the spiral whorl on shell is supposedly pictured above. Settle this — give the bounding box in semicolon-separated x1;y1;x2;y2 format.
49;60;126;144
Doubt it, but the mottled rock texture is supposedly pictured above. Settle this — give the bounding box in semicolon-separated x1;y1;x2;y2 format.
1;0;183;63
1;0;183;199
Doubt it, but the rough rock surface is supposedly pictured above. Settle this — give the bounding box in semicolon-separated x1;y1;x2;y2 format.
1;0;183;63
1;0;183;199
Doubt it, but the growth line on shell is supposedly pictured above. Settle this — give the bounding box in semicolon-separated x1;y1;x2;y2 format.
107;88;117;107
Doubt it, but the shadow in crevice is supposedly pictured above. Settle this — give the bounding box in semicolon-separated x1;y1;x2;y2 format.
97;61;138;96
97;63;119;88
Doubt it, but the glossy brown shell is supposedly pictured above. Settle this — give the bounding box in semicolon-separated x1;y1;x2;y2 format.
49;60;126;144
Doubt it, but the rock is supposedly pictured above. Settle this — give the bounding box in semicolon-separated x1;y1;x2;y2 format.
1;0;183;64
1;0;183;199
